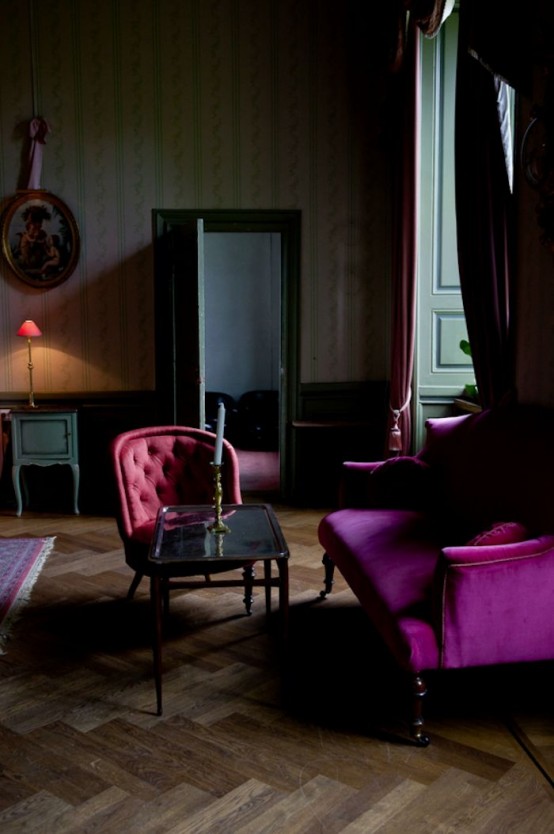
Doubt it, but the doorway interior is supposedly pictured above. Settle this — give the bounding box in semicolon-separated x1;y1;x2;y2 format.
204;231;280;496
152;209;301;500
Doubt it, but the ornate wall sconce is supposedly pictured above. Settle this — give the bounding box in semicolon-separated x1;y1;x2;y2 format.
520;43;554;251
521;107;554;250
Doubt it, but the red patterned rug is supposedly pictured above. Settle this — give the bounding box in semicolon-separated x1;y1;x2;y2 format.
0;537;55;653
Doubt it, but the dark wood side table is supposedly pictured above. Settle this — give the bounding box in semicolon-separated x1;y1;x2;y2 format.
148;503;289;715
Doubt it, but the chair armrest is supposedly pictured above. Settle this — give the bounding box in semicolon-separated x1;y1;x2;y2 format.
339;461;383;508
342;461;382;472
436;535;554;669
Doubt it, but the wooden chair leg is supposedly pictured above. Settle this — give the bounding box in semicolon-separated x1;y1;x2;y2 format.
162;578;170;619
264;560;272;615
127;571;144;600
410;674;430;746
150;575;163;716
320;552;335;597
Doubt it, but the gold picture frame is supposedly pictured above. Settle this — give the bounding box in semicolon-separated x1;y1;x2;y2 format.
1;189;80;288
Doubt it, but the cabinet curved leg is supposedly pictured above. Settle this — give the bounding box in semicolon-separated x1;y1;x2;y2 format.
12;464;23;517
71;464;80;514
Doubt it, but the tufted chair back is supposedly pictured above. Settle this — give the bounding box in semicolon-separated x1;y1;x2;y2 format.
111;426;242;596
112;426;241;543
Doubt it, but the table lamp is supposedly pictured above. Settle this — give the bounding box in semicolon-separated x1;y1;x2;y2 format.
17;319;42;407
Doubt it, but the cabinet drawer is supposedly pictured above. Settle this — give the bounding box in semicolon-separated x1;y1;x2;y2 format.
11;411;78;464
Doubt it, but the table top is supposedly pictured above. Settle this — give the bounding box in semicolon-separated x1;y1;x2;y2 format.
6;407;79;417
148;503;289;564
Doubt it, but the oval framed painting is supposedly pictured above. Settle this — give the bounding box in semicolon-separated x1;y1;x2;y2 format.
1;189;80;288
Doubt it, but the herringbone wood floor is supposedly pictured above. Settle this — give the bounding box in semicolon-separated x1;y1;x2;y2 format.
0;499;552;833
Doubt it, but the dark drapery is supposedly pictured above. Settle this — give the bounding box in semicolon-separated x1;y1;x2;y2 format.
387;0;518;449
454;3;516;408
386;23;420;454
387;1;457;454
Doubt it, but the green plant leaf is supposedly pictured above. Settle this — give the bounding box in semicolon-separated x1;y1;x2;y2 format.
463;383;479;400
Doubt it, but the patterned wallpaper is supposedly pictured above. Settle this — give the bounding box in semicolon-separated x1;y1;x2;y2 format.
0;0;392;396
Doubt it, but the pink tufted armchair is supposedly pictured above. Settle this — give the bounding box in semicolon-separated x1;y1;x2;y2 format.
111;425;261;613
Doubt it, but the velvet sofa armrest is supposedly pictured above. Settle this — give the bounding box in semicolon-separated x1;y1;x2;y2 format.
339;455;436;510
436;535;554;669
339;461;383;508
441;534;554;564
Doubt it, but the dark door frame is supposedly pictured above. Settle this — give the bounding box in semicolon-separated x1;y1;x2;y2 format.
152;208;301;500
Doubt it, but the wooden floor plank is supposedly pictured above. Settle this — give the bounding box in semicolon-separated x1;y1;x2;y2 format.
166;778;286;834
232;774;356;834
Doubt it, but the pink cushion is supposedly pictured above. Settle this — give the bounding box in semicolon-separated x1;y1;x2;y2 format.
466;521;529;546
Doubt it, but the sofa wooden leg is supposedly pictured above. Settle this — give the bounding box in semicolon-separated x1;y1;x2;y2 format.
320;552;335;597
411;674;430;746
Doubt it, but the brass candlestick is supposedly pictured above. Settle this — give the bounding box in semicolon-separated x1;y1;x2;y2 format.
208;463;230;534
214;531;225;556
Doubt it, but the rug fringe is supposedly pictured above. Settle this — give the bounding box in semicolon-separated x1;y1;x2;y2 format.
0;537;56;654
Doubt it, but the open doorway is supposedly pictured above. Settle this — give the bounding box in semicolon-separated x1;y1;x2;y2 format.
152;209;301;500
204;231;280;495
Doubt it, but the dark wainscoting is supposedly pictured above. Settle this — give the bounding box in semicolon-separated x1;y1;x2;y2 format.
0;383;389;514
288;381;389;507
0;392;160;516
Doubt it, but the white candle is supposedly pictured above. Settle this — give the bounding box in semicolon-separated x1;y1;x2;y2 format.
214;402;225;465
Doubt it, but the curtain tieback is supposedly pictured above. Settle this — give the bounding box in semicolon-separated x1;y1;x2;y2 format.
389;394;411;452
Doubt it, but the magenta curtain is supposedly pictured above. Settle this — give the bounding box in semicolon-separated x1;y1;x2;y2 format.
454;2;516;408
386;25;420;454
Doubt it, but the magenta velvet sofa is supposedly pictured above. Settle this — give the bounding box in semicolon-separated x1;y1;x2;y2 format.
318;403;554;745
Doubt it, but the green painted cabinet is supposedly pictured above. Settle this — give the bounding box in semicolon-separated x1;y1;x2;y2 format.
10;408;79;516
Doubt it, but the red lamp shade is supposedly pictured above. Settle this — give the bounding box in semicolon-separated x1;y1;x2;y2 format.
17;320;42;338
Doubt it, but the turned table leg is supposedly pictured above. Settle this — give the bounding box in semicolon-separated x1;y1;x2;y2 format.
320;552;335;597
